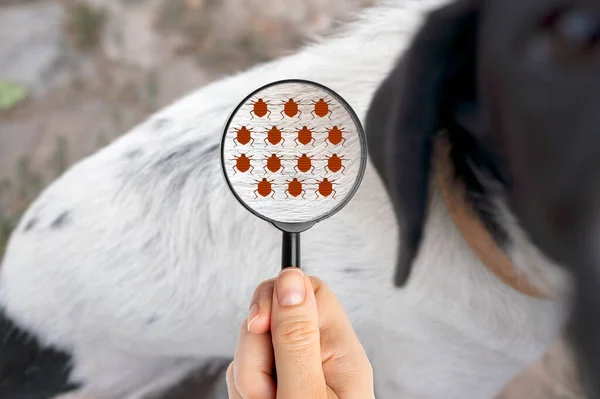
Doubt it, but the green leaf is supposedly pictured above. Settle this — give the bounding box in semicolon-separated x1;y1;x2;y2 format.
0;81;28;111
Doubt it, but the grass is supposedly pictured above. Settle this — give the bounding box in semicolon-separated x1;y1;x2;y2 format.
0;81;29;112
65;2;107;51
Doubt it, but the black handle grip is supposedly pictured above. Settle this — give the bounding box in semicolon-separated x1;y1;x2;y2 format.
281;231;300;269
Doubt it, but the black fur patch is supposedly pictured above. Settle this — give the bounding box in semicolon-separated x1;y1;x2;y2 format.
50;211;70;229
151;359;230;399
0;309;79;398
23;218;37;232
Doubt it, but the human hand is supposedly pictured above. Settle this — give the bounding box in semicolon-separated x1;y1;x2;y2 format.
226;267;374;399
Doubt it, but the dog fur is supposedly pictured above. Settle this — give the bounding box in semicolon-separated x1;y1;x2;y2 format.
0;0;592;397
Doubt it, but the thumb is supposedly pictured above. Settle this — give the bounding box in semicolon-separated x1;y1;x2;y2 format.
271;268;329;399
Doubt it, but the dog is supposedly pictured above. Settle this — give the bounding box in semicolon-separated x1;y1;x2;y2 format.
1;0;598;397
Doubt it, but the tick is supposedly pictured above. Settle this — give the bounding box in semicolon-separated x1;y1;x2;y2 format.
250;98;271;119
294;153;315;174
325;126;347;147
231;153;254;174
264;153;284;174
311;98;333;119
324;153;346;174
285;178;306;199
264;126;285;146
233;126;255;146
295;126;316;147
281;98;302;118
254;178;275;199
315;178;337;199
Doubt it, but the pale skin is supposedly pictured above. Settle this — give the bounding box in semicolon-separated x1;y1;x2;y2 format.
226;268;375;399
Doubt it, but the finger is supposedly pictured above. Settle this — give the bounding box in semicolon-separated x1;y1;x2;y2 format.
270;268;328;399
225;361;243;399
247;278;276;334
308;277;374;398
232;317;277;398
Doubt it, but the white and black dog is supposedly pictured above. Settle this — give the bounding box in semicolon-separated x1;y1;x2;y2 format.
1;0;599;398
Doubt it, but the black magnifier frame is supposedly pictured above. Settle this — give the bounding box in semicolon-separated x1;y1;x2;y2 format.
220;79;368;270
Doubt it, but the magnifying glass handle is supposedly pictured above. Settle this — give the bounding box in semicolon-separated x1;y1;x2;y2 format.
281;231;300;269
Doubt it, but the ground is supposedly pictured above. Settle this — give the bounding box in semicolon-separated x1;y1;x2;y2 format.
0;0;586;397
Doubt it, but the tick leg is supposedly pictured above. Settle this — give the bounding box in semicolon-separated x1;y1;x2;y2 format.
342;138;347;147
250;138;255;147
297;110;302;118
280;137;286;146
311;139;316;147
311;111;316;119
285;190;290;199
332;189;337;199
266;110;272;119
254;190;259;199
280;110;286;118
294;138;299;147
315;190;320;199
233;138;239;147
263;166;269;174
233;166;237;175
327;111;332;120
250;111;255;120
324;139;330;147
310;166;315;174
324;165;329;174
270;190;275;199
264;137;269;146
294;166;299;174
301;190;306;199
340;165;345;175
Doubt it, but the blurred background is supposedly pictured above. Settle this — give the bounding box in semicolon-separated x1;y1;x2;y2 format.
0;0;587;397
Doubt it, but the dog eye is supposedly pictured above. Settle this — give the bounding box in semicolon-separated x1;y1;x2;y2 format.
544;8;600;56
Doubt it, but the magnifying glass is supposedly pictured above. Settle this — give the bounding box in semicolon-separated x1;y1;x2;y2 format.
220;79;367;270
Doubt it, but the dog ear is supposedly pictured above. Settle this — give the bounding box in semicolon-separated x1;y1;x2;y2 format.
365;0;480;287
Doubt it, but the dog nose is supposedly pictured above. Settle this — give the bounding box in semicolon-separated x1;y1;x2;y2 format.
0;308;80;398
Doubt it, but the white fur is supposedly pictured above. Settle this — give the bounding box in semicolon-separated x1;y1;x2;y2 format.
0;1;572;398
